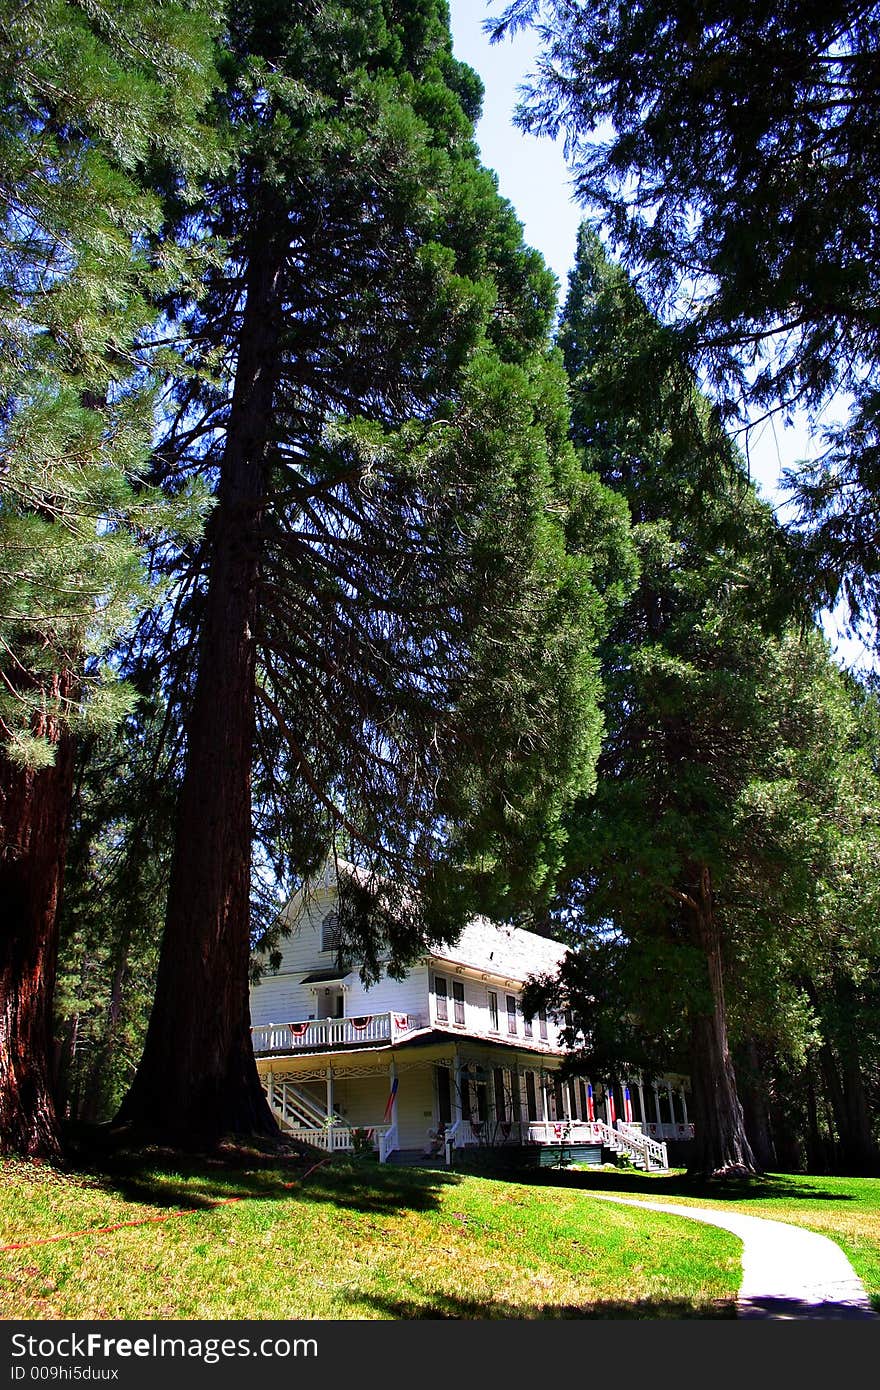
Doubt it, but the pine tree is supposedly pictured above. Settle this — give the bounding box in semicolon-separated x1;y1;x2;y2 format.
117;1;635;1146
547;228;799;1176
0;0;221;1159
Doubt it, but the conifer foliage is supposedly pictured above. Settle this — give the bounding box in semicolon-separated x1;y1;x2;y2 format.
544;229;797;1176
116;1;633;1145
491;0;880;641
0;0;220;1158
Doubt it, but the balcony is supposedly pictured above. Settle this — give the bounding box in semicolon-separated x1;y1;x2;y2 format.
251;1011;422;1056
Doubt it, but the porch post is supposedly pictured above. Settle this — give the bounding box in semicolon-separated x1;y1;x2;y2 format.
326;1066;334;1120
267;1070;274;1111
540;1070;549;1124
681;1087;689;1126
653;1082;662;1127
637;1080;646;1125
389;1059;399;1130
667;1082;676;1125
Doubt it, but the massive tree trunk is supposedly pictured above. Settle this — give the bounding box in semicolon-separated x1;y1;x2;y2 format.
685;864;759;1177
117;210;285;1146
0;670;76;1161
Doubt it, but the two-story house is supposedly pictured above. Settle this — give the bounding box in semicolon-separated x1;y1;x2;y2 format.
250;862;692;1170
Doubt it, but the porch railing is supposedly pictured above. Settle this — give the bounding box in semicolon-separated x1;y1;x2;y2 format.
252;1011;421;1055
615;1120;669;1170
643;1121;695;1141
280;1122;396;1160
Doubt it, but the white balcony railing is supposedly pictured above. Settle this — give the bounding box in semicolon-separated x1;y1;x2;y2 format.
643;1121;695;1141
251;1011;420;1056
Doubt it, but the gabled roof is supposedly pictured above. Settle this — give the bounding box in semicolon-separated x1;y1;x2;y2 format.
285;857;568;987
428;916;567;985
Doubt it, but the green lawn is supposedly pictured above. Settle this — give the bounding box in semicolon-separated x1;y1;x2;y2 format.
0;1150;740;1320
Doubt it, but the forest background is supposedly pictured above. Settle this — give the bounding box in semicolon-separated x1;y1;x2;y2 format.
1;0;878;1181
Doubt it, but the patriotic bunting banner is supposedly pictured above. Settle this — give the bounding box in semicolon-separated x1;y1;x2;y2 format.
586;1082;595;1121
383;1076;399;1122
623;1085;633;1123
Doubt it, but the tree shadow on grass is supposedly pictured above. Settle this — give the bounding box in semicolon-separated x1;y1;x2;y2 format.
343;1289;736;1319
477;1165;858;1205
61;1129;461;1217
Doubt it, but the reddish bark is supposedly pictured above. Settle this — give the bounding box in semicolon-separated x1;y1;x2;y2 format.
0;670;77;1161
116;214;284;1146
685;864;759;1177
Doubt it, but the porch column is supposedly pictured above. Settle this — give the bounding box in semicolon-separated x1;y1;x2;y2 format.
267;1071;274;1111
389;1059;399;1130
637;1080;646;1125
667;1083;676;1125
653;1082;662;1127
563;1078;572;1121
681;1088;689;1126
326;1066;334;1120
540;1071;549;1124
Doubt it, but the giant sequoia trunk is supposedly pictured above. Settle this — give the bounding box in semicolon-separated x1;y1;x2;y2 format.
117;212;285;1146
0;670;76;1161
686;864;759;1177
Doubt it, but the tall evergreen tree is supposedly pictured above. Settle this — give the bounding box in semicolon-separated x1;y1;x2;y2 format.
117;1;634;1146
722;638;880;1173
542;228;799;1176
0;0;221;1159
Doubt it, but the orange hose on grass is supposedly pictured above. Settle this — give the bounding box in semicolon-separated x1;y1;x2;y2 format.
2;1152;337;1254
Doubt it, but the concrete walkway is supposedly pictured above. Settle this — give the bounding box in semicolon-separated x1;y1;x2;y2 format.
592;1193;878;1319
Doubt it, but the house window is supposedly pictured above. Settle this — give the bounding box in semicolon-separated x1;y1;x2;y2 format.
554;1077;565;1119
321;911;341;954
452;979;465;1025
525;1071;538;1121
460;1072;471;1121
506;994;517;1036
538;1007;548;1041
472;1074;489;1123
435;1066;452;1125
522;1006;533;1040
578;1079;589;1118
488;990;499;1032
434;975;448;1023
493;1067;507;1122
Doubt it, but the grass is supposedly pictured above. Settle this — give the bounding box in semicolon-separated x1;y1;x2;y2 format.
0;1148;741;1320
516;1165;880;1311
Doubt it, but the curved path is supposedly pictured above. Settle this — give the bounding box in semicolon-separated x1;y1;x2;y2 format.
591;1193;877;1319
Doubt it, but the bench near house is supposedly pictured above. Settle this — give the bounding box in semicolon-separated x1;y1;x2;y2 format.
250;862;693;1170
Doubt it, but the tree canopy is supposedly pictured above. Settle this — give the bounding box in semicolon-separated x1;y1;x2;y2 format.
115;0;636;1146
490;0;880;641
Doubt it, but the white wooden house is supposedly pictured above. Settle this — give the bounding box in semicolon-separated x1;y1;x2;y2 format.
250;862;693;1170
